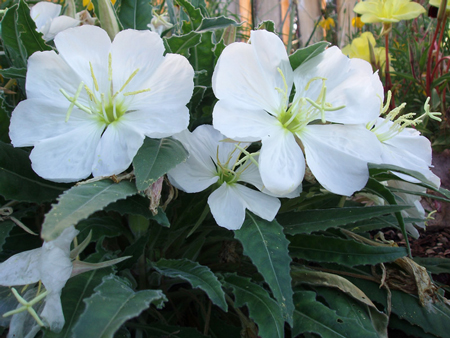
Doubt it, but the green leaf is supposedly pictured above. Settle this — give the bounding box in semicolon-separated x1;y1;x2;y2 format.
153;258;227;311
42;180;137;241
0;220;15;252
133;323;207;337
289;234;407;266
72;275;167;338
0;142;69;203
388;314;438;338
76;216;129;243
176;0;203;31
118;0;153;30
349;276;450;338
116;231;151;270
292;290;378;338
341;215;399;233
289;41;330;70
277;205;409;235
188;31;215;87
234;213;294;326
257;20;275;33
43;253;115;338
133;137;188;191
413;257;450;275
291;267;388;336
223;274;284;338
1;4;27;68
16;0;52;55
0;67;26;79
105;194;170;227
197;16;238;32
314;286;387;338
165;31;202;58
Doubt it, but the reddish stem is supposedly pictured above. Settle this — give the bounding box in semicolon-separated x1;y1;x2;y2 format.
426;15;447;96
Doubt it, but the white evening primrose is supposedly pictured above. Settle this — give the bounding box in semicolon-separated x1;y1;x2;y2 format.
30;2;80;41
167;125;282;230
367;94;441;187
212;30;383;196
9;25;194;182
0;226;78;332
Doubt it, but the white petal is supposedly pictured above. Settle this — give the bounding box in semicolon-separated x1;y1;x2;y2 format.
40;292;65;332
212;30;292;115
54;26;111;92
9;98;95;147
110;29;165;96
92;122;144;177
213;100;280;142
234;184;280;222
294;46;383;124
26;51;84;102
300;124;382;196
121;106;189;139
208;184;246;230
0;248;42;286
46;16;80;41
259;128;305;195
30;2;61;29
30;120;104;182
126;53;194;112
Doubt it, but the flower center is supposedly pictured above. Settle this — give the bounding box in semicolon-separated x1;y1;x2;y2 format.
60;53;151;125
367;92;441;142
274;68;345;134
215;144;259;186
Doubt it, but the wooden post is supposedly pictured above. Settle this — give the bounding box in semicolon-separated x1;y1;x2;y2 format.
296;0;323;47
336;0;358;47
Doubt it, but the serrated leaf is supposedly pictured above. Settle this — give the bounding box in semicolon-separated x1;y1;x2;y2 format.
223;274;284;338
277;205;409;235
105;194;170;227
388;314;438;338
118;0;153;30
314;286;386;338
368;163;439;189
291;267;388;336
153;258;227;311
76;216;129;243
72;275;167;338
292;290;378;338
116;231;151;270
0;67;26;79
0;142;69;203
349;276;450;338
257;20;275;33
16;0;52;55
1;4;27;68
43;253;115;338
176;0;203;31
289;41;329;70
234;213;294;326
133;137;188;191
0;220;15;252
165;31;202;58
197;16;238;32
42;180;137;241
188;31;215;87
289;234;407;267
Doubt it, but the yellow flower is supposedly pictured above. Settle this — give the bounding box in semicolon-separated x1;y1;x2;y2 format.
341;32;392;74
352;16;365;29
83;0;116;10
318;17;335;31
429;0;450;12
353;0;425;23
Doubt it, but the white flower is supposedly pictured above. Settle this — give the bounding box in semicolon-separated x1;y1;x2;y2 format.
167;125;281;230
9;25;194;183
367;96;441;188
148;11;173;36
0;226;78;332
212;30;384;196
30;2;80;41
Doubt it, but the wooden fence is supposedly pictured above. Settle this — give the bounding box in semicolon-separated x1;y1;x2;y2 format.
222;0;359;48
